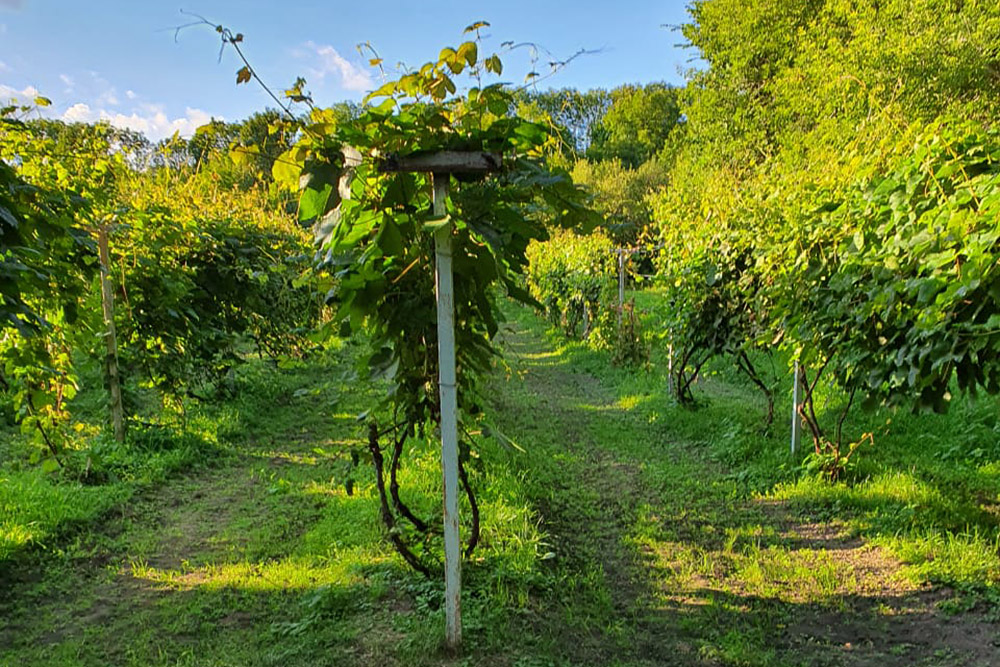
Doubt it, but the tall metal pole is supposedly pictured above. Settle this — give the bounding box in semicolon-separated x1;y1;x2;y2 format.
432;173;462;651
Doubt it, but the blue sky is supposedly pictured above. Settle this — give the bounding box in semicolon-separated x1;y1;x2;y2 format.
0;0;696;140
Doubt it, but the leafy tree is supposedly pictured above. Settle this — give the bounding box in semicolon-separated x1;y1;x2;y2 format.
516;87;611;154
587;83;681;167
571;155;670;245
646;0;1000;476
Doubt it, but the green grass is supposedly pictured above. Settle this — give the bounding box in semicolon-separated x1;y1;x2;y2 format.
0;419;220;562
0;471;127;560
1;301;999;665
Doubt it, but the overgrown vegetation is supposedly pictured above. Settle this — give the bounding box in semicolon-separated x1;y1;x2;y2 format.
3;2;1000;664
265;24;599;574
0;98;322;475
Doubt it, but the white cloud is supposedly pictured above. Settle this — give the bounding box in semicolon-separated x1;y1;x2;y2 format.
4;70;214;142
301;41;373;92
0;83;39;101
58;102;214;140
0;62;9;74
77;70;120;106
61;102;93;122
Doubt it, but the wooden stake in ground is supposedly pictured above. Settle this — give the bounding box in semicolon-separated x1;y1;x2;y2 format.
380;150;500;652
97;225;125;443
791;360;801;454
617;249;626;326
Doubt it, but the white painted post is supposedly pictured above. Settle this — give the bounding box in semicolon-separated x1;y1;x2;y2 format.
378;152;499;652
432;173;462;651
791;360;801;454
667;339;675;397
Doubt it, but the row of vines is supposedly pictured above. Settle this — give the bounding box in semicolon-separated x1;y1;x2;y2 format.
1;101;321;476
522;0;1000;478
6;1;1000;576
1;20;606;581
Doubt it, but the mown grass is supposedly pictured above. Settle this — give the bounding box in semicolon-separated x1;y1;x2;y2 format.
486;297;1000;664
0;334;550;665
1;409;221;562
1;299;999;666
631;287;1000;587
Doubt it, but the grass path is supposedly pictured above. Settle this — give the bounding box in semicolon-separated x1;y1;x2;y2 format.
0;349;394;666
1;314;998;665
491;317;999;666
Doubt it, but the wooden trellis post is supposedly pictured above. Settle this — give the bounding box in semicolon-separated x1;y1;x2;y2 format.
791;360;801;454
379;150;500;652
97;225;124;443
617;248;626;325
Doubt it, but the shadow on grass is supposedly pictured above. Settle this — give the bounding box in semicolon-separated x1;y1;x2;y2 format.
4;312;1000;666
488;312;1000;666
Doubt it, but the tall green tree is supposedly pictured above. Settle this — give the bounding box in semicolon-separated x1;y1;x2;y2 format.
517;87;611;154
571;156;670;244
587;83;681;167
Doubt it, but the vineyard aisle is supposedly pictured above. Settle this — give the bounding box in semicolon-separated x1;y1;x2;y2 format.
0;313;996;666
490;314;999;666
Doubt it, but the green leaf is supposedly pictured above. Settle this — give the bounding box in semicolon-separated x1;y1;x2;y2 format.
484;55;503;75
229;143;259;167
457;41;478;67
513;122;547;145
423;214;452;232
298;161;342;224
463;21;490;33
364;81;397;103
376;219;404;256
482;423;525;452
272;148;302;188
0;205;18;229
368;346;399;380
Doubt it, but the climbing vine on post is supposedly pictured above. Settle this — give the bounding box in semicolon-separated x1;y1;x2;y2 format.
270;24;598;583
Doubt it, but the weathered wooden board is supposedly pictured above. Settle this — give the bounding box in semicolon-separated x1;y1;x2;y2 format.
378;150;501;174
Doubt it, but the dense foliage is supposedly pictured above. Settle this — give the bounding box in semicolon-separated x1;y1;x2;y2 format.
645;0;1000;474
0;102;320;470
526;228;614;338
5;0;1000;572
512;0;1000;476
271;26;598;573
